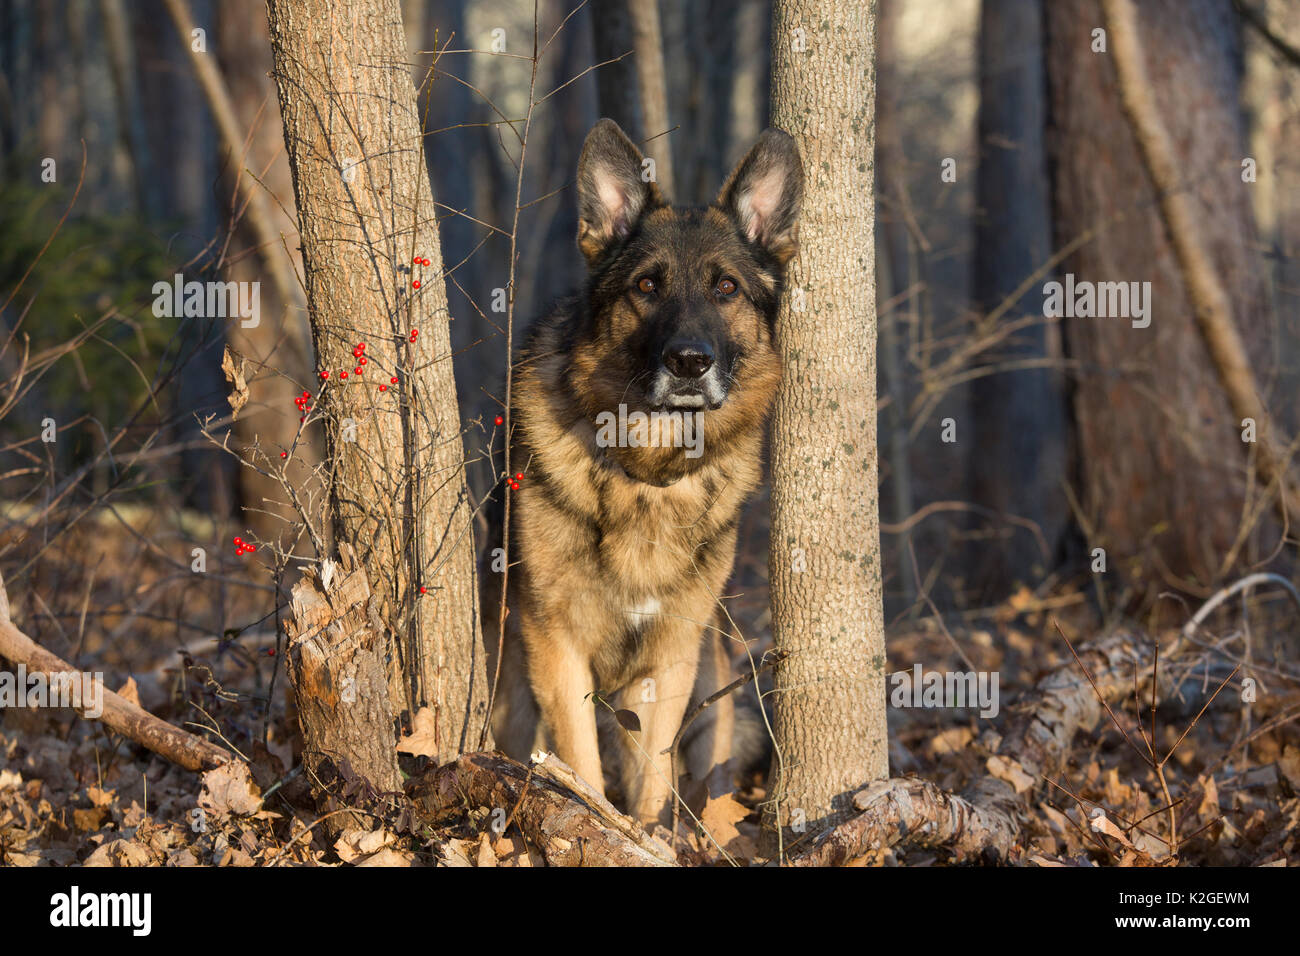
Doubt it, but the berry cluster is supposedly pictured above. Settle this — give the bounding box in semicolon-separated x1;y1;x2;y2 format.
233;536;256;556
412;255;430;289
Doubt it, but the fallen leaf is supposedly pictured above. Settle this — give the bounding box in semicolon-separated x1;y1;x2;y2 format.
476;832;496;867
73;807;108;832
987;755;1035;794
396;707;439;757
199;761;262;817
700;793;753;858
115;677;141;708
357;847;415;867
1088;807;1135;849
1278;745;1300;792
928;727;973;757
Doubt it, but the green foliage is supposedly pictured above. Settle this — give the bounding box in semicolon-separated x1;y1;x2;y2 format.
0;160;179;450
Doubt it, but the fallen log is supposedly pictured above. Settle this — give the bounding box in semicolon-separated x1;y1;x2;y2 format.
407;751;678;867
791;628;1181;865
0;568;232;772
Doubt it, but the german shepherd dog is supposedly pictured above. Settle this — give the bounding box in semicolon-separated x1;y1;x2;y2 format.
483;118;803;825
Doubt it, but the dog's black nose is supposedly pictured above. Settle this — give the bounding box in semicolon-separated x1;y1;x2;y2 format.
662;341;715;379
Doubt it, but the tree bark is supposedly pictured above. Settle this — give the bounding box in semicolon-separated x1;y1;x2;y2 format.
1044;0;1278;593
266;0;491;780
762;0;889;856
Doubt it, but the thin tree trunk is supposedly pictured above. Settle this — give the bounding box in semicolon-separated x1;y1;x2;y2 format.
212;0;318;542
762;0;888;856
590;0;674;196
968;0;1067;598
266;0;491;788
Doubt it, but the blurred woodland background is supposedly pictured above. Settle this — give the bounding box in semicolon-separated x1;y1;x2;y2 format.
1;0;1299;867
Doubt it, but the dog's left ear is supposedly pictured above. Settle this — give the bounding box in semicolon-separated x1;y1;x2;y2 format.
717;128;804;265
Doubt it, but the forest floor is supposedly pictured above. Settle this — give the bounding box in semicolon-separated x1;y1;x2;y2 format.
1;505;1297;867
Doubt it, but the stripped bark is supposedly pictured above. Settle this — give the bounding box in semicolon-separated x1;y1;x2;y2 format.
407;752;678;867
284;544;403;798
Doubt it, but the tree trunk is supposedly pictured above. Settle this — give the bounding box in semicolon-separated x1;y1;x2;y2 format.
266;0;491;785
1044;0;1277;594
968;0;1067;599
762;0;888;856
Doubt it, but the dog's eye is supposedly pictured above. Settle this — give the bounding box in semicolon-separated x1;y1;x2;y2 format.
716;277;738;297
637;276;657;295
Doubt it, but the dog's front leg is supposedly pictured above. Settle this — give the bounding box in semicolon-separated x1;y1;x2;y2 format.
615;635;700;826
525;628;605;796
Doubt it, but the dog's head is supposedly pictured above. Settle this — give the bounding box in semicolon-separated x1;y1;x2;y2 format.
570;119;803;424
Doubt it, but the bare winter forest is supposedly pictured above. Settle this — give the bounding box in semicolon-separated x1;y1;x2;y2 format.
0;0;1297;890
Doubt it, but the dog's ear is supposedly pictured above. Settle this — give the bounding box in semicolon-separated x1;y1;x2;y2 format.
576;119;662;265
717;128;804;265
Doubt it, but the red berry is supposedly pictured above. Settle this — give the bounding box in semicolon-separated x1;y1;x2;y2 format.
354;366;363;375
390;376;398;384
510;481;520;491
358;356;367;366
280;451;287;458
413;257;421;264
340;371;348;379
410;328;419;337
248;545;257;553
357;341;366;351
421;258;431;267
379;385;387;392
419;586;427;594
233;536;243;545
302;390;310;398
494;415;504;426
320;370;329;380
267;649;275;657
236;546;245;555
412;279;421;289
300;416;305;423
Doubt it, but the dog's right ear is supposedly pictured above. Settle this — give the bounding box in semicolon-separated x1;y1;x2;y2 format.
576;119;662;265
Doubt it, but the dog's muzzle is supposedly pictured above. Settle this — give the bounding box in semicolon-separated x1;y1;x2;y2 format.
648;340;728;409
